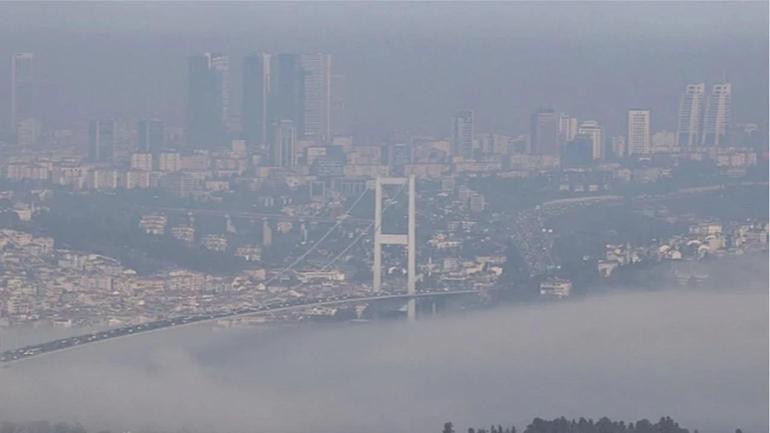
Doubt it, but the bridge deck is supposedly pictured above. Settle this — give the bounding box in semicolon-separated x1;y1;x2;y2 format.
0;290;477;366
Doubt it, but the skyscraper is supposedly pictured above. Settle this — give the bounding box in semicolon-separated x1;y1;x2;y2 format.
701;82;732;146
676;83;705;148
137;120;165;154
577;120;604;160
452;110;474;159
11;52;35;135
627;109;651;156
559;114;578;143
209;54;230;124
301;53;332;142
89;120;115;163
15;118;42;148
330;73;349;137
242;53;271;148
186;53;229;149
269;54;305;142
563;134;594;167
272;119;297;168
529;109;561;155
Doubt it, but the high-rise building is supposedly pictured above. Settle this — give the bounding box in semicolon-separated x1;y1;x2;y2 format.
301;53;332;142
676;83;705;148
11;52;35;136
559;114;578;143
16;118;42;148
562;135;594;167
186;53;229;148
242;53;271;148
330;73;349;137
209;54;230;124
137;120;165;154
452;110;474;159
577;120;604;160
610;136;627;159
272;119;296;168
269;54;305;142
89;120;116;163
627;109;651;156
652;130;676;152
701;82;732;146
310;145;345;177
529;109;561;155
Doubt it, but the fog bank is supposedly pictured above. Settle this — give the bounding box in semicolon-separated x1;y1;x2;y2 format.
1;284;766;433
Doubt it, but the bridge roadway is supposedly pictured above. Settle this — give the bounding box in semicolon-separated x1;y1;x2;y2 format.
150;206;373;225
0;289;476;366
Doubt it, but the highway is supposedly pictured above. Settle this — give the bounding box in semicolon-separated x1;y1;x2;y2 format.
0;289;476;366
150;206;374;225
502;182;759;276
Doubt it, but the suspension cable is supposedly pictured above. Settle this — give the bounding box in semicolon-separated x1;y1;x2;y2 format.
288;182;409;290
262;186;370;286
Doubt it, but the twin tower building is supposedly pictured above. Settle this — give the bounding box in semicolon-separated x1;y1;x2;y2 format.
186;52;335;165
676;82;732;148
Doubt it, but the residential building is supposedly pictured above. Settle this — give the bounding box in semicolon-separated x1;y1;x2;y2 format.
627;109;651;156
11;52;35;138
701;82;732;146
301;53;332;142
530;109;561;155
272;119;297;168
676;83;705;148
452;110;475;159
577;120;604;160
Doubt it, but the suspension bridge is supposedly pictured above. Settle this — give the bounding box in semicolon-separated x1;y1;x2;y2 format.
1;175;480;366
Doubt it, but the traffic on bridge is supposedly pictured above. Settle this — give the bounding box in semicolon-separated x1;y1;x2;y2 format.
0;289;476;365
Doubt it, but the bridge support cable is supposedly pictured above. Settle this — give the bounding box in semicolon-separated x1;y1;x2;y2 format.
261;187;370;287
285;177;418;321
287;182;408;292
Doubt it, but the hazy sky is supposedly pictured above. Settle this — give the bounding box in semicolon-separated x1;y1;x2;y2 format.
0;2;767;140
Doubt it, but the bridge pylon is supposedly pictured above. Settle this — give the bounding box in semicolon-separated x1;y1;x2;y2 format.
373;175;416;321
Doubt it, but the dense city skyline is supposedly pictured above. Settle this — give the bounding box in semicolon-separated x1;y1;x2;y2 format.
1;51;764;146
2;47;762;167
0;2;767;139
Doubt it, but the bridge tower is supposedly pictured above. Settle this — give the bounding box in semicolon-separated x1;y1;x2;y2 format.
373;175;417;321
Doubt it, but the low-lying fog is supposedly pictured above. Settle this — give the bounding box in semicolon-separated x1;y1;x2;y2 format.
1;282;767;433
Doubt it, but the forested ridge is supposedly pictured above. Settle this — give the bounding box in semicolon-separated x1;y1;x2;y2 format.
445;417;737;433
